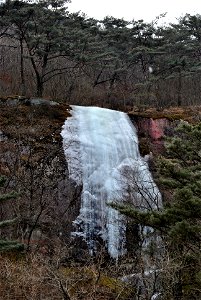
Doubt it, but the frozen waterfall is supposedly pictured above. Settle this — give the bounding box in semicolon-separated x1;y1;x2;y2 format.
61;106;161;258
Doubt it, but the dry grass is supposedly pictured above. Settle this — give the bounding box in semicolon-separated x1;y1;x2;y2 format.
129;105;201;123
0;253;134;300
0;254;62;299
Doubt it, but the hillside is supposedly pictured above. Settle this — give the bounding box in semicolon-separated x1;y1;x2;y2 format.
1;97;201;299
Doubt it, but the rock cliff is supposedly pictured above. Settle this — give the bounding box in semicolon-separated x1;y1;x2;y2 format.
1;98;199;254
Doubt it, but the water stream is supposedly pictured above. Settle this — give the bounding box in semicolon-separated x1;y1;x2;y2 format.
61;106;161;258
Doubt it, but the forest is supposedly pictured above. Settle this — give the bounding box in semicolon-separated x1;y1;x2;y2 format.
0;1;201;300
0;0;201;109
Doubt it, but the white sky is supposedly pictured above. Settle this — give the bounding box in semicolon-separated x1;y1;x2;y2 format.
68;0;201;24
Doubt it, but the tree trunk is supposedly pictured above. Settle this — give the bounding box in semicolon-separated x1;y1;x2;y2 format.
20;38;25;95
30;57;44;97
177;70;182;106
36;78;44;97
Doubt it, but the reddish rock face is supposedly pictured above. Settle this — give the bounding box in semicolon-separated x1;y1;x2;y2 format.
130;116;176;155
149;118;170;140
148;118;173;154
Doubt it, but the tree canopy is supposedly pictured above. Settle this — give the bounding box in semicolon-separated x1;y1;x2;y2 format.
0;0;201;107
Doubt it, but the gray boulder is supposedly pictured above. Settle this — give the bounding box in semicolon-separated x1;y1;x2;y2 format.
28;98;59;106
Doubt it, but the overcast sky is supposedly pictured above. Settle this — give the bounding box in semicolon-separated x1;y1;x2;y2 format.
68;0;201;24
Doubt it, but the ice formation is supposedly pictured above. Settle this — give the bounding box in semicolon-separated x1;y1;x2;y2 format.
61;106;161;258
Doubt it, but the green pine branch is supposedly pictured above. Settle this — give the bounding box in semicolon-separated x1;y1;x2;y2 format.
0;240;24;252
0;218;18;228
0;191;19;202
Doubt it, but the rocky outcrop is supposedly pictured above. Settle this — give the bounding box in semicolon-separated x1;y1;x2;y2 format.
129;105;201;156
0;95;59;106
130;115;177;155
0;100;81;252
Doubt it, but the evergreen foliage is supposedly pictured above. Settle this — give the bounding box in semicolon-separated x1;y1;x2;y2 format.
111;121;201;299
0;175;24;252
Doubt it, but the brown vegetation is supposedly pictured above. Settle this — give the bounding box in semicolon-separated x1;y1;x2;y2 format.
0;252;134;300
129;105;201;123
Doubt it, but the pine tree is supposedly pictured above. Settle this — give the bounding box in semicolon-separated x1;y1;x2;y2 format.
0;175;24;252
111;121;201;299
